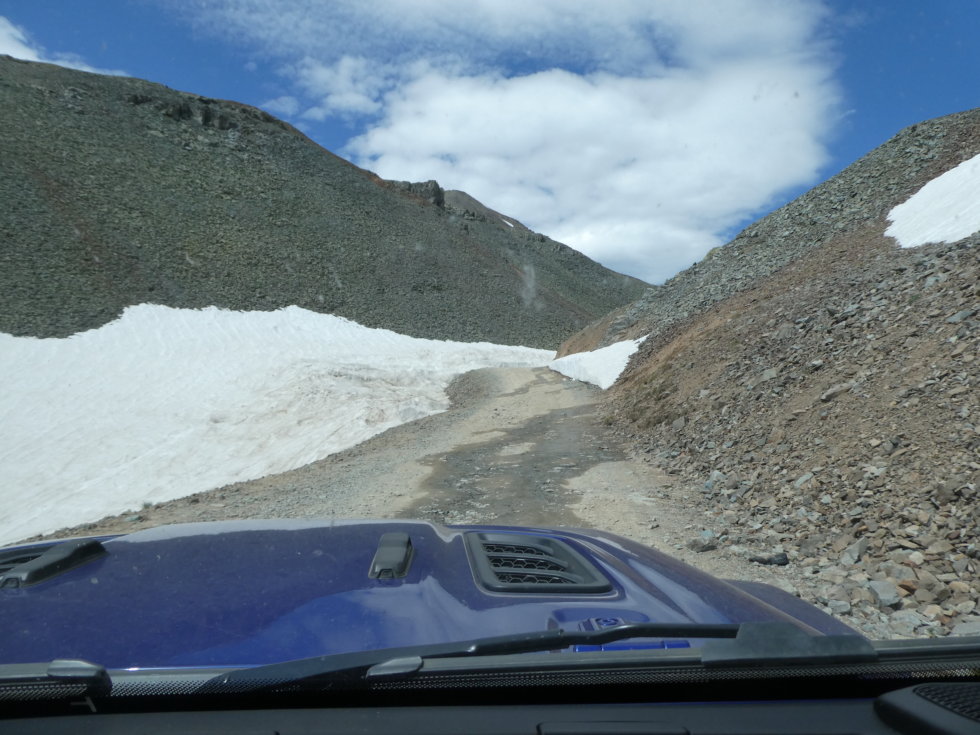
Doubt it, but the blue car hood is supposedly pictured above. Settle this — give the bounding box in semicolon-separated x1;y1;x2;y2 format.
0;519;853;669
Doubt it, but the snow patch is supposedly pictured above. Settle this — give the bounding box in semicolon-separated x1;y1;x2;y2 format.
549;336;647;390
885;152;980;248
0;305;553;546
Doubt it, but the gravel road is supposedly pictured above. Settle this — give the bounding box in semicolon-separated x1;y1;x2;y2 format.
39;367;643;536
33;366;897;635
35;366;787;581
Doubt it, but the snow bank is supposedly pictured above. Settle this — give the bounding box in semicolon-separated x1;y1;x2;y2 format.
886;152;980;248
0;305;553;545
549;337;646;390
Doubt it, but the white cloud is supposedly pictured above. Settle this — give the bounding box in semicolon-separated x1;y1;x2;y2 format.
0;16;40;61
348;60;836;281
168;0;841;283
294;56;389;118
261;94;300;117
0;15;126;75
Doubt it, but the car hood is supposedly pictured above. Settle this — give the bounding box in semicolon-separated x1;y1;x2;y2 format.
0;519;854;669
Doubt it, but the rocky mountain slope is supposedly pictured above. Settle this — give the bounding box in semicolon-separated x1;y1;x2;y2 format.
0;56;645;347
566;109;979;637
562;108;980;354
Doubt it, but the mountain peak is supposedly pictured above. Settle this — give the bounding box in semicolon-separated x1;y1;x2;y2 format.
0;56;646;348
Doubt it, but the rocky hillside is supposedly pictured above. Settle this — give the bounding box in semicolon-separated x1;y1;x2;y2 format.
0;56;646;347
562;107;980;353
569;109;980;637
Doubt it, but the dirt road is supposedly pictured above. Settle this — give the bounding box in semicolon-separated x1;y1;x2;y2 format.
36;367;768;582
31;365;915;638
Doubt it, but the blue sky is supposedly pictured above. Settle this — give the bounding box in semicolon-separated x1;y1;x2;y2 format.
1;1;978;284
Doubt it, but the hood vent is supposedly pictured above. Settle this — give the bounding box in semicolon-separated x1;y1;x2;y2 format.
0;547;50;576
465;532;612;594
0;539;106;588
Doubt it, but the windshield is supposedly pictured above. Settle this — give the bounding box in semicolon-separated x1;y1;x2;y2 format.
0;0;978;685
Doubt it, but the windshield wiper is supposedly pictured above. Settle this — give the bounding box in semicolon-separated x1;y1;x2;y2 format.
201;622;883;694
202;622;740;692
701;622;877;667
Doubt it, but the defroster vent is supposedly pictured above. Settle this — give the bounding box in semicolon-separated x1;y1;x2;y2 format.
465;532;612;593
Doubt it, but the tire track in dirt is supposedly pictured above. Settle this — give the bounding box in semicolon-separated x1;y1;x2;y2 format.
406;371;624;527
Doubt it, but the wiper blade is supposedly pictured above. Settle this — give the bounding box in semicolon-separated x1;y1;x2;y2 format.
701;622;877;667
203;622;740;693
370;623;879;678
0;659;111;697
421;622;740;657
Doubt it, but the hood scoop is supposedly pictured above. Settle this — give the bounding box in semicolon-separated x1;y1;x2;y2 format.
0;539;106;588
368;532;414;579
465;532;612;594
